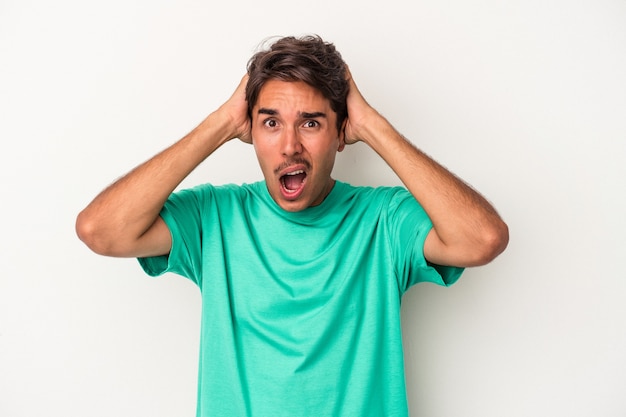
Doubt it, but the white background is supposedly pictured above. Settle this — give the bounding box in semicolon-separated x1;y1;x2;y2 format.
1;0;625;416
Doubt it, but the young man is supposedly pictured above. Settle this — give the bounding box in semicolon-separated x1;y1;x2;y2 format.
76;35;508;416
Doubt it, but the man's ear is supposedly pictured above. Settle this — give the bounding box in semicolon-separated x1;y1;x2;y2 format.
337;119;347;152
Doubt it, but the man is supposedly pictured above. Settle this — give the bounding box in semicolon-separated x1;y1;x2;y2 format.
76;35;508;416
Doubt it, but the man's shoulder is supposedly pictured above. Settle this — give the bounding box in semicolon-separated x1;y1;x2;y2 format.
167;182;264;212
336;181;408;201
182;181;263;196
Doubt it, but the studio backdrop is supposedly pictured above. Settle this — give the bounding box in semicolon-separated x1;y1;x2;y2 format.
1;0;625;416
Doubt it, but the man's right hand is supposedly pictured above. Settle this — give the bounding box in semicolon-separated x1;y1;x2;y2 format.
216;74;252;144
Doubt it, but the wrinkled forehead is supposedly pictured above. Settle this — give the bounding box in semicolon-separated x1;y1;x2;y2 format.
252;80;336;121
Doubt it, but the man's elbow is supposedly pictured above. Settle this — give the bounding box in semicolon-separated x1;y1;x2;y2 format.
473;220;509;266
75;210;119;257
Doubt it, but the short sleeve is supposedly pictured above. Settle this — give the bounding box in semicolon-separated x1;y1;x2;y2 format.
385;188;464;293
137;186;207;286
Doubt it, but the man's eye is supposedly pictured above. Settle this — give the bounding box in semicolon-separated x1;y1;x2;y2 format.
304;120;319;128
264;119;278;128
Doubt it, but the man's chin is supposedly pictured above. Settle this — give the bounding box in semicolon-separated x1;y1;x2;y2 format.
274;198;309;213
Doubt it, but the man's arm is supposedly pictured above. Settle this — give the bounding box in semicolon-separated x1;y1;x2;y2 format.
75;75;251;258
343;70;509;267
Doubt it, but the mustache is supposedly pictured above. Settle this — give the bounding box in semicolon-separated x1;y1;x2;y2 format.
274;158;312;175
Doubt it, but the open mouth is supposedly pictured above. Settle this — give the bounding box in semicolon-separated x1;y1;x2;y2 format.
280;170;307;195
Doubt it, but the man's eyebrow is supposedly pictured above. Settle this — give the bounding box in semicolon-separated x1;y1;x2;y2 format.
256;109;327;119
300;111;327;119
257;108;277;116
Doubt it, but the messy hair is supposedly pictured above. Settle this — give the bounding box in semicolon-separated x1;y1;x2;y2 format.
246;35;348;132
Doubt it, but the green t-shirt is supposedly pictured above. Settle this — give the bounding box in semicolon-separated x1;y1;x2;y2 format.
139;180;463;417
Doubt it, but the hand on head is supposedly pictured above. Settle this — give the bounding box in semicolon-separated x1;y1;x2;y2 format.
218;74;253;144
343;66;378;146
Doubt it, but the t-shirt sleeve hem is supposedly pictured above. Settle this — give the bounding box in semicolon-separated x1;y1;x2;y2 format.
136;209;178;278
424;261;464;287
405;222;465;291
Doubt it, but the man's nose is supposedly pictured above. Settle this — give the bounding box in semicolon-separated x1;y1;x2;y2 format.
280;127;303;156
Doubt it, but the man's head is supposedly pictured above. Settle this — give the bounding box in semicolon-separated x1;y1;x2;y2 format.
246;35;349;133
244;35;350;212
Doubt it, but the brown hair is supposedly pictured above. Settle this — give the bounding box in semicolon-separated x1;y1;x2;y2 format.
246;35;348;132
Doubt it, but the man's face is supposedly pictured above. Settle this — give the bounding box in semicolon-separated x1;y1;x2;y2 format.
251;79;345;212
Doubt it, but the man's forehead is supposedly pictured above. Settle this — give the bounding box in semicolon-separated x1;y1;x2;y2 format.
254;80;333;113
